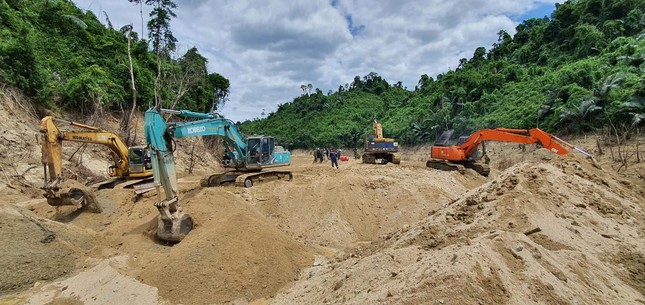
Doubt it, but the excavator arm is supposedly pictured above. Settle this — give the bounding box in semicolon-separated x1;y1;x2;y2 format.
40;116;133;183
166;109;249;169
451;128;569;161
144;107;291;242
372;120;384;139
429;128;591;176
40;116;152;208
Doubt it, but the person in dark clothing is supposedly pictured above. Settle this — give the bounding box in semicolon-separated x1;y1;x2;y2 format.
330;147;339;169
317;148;324;163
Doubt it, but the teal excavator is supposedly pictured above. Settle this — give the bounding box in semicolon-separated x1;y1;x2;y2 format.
144;108;292;242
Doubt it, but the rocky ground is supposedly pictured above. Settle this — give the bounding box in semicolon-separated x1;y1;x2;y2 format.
0;90;643;305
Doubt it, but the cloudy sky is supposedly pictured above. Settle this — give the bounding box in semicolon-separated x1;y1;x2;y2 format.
72;0;558;122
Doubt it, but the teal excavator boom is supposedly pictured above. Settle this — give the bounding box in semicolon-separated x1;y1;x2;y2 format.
144;108;292;242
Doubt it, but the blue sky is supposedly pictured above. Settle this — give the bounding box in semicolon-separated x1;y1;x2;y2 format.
516;2;557;21
73;0;560;122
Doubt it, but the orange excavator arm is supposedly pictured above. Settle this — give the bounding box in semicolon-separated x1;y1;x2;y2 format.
457;128;569;160
428;128;592;176
431;128;590;162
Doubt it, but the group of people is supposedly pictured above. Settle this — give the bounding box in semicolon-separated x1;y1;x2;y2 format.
313;147;342;168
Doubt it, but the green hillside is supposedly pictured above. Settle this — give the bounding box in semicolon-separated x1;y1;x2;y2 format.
241;0;645;148
0;0;229;115
1;0;643;150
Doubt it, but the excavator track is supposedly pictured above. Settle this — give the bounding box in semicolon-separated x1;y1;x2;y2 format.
463;162;491;176
200;170;293;188
426;159;466;174
235;170;293;188
200;172;240;187
390;153;401;164
362;154;376;164
362;153;400;164
89;176;155;190
426;159;491;176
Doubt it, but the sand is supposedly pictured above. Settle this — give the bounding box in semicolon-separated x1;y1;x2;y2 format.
1;90;644;304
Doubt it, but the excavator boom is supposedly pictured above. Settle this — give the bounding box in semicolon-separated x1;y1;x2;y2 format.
428;128;590;176
145;107;292;242
40;116;152;209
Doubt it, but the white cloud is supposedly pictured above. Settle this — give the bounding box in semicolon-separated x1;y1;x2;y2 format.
72;0;556;122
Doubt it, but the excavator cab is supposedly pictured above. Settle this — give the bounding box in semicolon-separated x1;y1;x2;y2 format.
246;136;275;168
127;146;153;177
434;130;455;147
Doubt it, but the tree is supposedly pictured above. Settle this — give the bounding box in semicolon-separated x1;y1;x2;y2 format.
557;99;603;132
167;47;208;109
617;96;645;126
127;0;146;38
572;23;605;58
135;0;178;107
208;73;230;112
119;24;138;145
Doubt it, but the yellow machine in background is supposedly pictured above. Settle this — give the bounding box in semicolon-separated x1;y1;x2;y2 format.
40;116;152;208
361;120;401;164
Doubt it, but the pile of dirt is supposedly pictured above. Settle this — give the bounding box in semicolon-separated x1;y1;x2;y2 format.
0;89;43;200
271;154;645;304
3;83;644;305
0;205;97;294
127;157;485;304
135;189;316;304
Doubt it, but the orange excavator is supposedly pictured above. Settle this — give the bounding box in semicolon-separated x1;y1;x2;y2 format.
427;128;592;176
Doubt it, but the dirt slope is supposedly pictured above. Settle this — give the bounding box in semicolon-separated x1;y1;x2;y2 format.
1;88;644;305
271;155;645;305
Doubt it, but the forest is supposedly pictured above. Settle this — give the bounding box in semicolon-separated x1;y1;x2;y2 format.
0;0;229;142
0;0;644;149
241;0;645;148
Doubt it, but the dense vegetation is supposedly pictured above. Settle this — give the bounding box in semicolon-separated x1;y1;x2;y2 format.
242;0;645;149
1;0;643;150
0;0;229;116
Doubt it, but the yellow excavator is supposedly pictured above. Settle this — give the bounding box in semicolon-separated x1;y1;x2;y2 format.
40;116;153;209
361;120;401;164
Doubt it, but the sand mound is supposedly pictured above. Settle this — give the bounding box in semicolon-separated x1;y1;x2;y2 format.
0;205;97;294
3;89;643;305
136;189;317;304
271;155;645;304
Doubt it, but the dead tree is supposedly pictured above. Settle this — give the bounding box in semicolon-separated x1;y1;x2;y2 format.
120;24;137;145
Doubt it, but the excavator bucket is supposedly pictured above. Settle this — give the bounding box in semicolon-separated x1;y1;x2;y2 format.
44;180;100;212
156;213;194;242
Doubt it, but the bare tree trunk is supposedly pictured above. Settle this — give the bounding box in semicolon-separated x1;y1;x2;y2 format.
120;25;137;145
188;143;195;174
170;72;188;109
154;50;161;108
139;1;144;39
